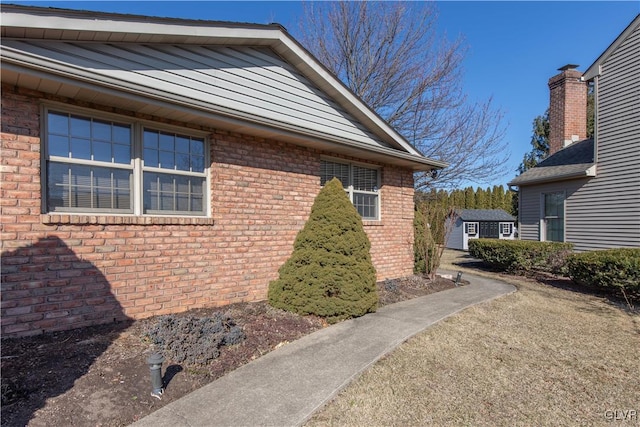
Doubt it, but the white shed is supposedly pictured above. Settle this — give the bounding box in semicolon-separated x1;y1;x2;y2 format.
446;209;517;250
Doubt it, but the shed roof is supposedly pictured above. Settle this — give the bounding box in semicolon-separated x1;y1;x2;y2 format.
508;138;595;186
456;209;516;222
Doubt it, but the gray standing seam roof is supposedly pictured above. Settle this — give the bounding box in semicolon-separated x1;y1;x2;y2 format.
457;209;516;222
508;138;595;186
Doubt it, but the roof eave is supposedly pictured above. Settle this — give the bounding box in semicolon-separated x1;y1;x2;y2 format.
456;209;516;222
508;164;596;187
0;5;284;42
2;58;445;172
1;4;427;158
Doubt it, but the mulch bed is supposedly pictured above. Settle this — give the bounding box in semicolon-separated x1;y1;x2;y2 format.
1;274;456;427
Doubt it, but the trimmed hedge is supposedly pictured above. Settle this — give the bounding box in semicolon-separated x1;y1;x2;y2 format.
468;239;574;274
567;248;640;299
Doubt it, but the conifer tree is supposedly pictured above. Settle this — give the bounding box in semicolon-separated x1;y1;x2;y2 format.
475;187;487;209
464;187;475;209
451;189;464;208
505;189;516;216
491;185;504;209
268;178;378;323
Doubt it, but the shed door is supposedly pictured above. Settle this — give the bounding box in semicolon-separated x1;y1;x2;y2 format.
479;222;499;238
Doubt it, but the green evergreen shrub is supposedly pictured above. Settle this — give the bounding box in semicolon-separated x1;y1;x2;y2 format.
268;177;378;323
567;248;640;300
468;239;574;274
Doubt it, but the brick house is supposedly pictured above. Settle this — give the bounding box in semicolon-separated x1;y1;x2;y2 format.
509;15;640;251
0;6;446;337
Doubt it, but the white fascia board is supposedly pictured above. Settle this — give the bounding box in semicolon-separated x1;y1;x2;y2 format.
1;8;282;44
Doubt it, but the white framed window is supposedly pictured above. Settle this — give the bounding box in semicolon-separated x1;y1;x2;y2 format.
542;192;565;242
500;223;512;235
141;129;206;215
320;159;380;220
44;107;209;216
465;222;477;235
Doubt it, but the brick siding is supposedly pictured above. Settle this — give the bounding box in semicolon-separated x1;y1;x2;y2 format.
1;84;416;337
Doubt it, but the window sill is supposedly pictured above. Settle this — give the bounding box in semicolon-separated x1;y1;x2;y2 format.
362;220;384;227
41;214;214;226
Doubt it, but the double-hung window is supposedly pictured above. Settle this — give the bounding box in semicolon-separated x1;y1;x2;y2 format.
543;192;564;242
44;108;208;216
142;129;206;215
320;159;380;220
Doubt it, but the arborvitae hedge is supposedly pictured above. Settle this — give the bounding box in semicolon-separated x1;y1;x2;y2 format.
268;177;378;323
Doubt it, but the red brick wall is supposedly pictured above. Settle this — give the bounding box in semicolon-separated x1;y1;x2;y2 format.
548;67;587;155
367;166;416;280
1;84;416;337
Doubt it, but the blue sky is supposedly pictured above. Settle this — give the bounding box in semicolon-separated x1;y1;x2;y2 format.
6;1;639;188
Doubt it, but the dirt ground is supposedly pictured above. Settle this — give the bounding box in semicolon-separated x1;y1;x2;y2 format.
1;274;457;427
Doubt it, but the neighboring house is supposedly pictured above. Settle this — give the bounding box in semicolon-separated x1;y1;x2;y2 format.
509;14;640;252
446;209;516;251
0;6;446;337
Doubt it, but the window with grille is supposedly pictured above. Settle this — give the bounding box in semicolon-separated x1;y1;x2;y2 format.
45;108;208;216
320;159;380;220
543;192;564;242
465;222;477;235
142;130;206;215
500;223;512;235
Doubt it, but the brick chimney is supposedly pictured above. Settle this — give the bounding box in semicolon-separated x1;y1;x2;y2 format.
548;64;587;155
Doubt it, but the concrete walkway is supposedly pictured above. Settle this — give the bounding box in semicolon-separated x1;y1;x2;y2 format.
131;272;515;427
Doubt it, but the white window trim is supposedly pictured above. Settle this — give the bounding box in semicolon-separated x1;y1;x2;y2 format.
465;222;478;235
540;191;566;242
320;156;381;221
41;103;211;217
500;223;512;235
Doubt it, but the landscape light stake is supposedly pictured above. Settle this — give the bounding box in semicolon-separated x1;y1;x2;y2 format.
455;271;463;287
147;353;165;399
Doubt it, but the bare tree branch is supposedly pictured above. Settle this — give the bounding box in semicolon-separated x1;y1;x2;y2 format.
298;1;510;190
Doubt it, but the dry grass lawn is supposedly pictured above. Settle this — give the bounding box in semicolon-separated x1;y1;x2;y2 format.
306;250;640;426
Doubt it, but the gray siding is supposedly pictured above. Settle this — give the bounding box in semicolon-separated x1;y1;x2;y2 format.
578;23;640;250
519;185;540;242
519;179;589;249
2;40;388;148
519;23;640;251
445;217;464;250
